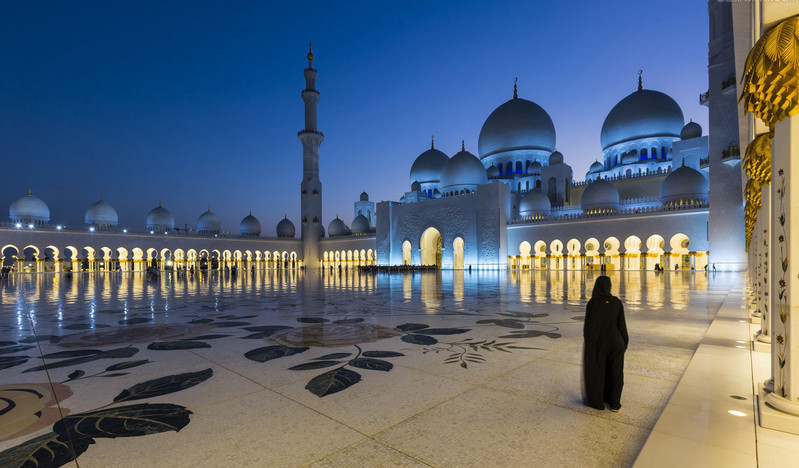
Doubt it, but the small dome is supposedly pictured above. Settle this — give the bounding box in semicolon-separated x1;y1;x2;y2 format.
660;165;709;204
359;191;369;201
680;120;703;140
411;180;421;191
9;190;50;225
240;212;261;236
351;214;370;234
548;151;564;165
621;152;639;164
146;203;174;231
439;148;488;192
519;190;551;217
487;166;500;178
409;148;449;186
276;216;295;238
600;89;684;150
197;208;221;234
589;161;604;173
581;178;620;212
328;216;350;236
85;196;118;227
529;161;543;174
478;98;556;159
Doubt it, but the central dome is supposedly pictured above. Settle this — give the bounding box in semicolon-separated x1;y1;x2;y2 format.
478;98;556;160
600;89;684;150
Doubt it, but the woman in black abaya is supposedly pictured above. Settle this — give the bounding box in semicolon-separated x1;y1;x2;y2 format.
583;275;629;412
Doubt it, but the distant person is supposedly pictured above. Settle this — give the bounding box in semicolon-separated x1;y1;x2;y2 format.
712;263;717;273
583;275;629;412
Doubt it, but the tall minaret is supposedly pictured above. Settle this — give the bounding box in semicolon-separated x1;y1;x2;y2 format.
298;42;323;268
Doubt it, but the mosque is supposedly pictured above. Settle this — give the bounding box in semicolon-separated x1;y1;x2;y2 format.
0;44;745;273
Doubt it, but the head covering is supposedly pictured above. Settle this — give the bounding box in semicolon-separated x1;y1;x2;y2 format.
592;275;612;298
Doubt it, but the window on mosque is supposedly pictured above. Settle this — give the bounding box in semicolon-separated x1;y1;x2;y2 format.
526;181;529;191
651;147;657;158
506;162;513;174
641;149;648;160
535;180;541;189
516;161;522;174
661;146;667;159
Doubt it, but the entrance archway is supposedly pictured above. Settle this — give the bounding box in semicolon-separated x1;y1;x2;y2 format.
420;227;443;267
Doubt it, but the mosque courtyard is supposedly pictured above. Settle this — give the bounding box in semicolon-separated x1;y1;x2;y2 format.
0;269;788;467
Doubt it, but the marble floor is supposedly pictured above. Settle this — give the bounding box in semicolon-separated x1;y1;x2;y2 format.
0;269;787;467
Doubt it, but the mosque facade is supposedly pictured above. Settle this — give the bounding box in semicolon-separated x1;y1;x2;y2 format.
0;40;746;273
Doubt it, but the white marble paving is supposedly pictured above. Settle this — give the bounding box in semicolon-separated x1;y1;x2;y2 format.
0;270;795;467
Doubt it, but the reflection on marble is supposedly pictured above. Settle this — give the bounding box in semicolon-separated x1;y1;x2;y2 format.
0;270;739;466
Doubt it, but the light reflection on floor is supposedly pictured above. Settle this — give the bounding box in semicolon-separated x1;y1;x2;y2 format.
0;269;736;467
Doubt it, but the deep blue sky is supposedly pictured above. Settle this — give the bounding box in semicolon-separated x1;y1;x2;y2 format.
0;0;708;234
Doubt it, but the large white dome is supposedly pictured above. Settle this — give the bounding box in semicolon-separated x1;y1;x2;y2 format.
146;203;174;231
581;179;620;212
197;208;221;234
439;148;488;193
10;190;50;225
660;165;709;204
240;212;261;236
409;147;449;186
600;89;684;150
478;97;556;161
85;196;118;227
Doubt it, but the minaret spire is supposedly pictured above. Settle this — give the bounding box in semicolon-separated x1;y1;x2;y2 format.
637;70;643;91
431;135;435;149
461;140;465;152
299;43;324;268
513;77;518;99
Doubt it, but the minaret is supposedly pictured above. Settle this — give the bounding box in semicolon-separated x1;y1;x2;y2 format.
298;42;324;268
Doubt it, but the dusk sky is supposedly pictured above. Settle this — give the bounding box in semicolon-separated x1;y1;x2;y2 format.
0;0;709;235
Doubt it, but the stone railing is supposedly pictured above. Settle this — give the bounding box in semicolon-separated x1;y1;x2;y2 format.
571;166;672;187
508;200;709;225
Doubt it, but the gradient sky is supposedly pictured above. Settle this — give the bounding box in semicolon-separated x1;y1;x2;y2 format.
0;0;709;235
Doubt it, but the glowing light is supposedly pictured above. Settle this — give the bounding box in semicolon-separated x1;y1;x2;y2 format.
728;410;747;417
14;223;21;228
27;224;34;229
123;229;128;233
89;226;95;232
736;340;745;344
150;231;154;234
735;345;745;349
56;225;63;230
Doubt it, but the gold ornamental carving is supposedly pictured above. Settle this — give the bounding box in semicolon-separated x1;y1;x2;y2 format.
740;15;799;133
743;133;772;186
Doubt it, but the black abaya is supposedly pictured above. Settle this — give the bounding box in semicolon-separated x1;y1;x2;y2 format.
583;276;629;410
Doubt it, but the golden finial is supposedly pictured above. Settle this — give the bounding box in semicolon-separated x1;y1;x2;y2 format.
461;140;465;152
249;210;252;216
100;193;103;202
28;188;32;196
158;200;162;207
638;70;643;91
431;135;435;149
513;77;518;99
307;40;314;67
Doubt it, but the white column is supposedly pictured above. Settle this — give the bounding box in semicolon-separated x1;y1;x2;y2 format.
765;116;799;417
